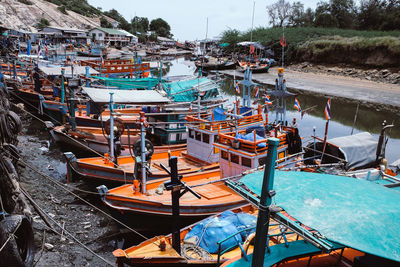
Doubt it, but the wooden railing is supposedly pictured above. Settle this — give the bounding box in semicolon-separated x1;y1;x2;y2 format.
217;127;292;154
186;105;264;131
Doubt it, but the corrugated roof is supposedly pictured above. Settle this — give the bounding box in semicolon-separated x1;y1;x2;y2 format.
93;27;127;35
82;87;171;104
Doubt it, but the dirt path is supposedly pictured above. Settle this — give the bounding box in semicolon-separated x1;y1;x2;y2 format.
218;66;400;110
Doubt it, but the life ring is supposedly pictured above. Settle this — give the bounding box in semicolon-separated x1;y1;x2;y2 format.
242;232;256;256
0;215;34;267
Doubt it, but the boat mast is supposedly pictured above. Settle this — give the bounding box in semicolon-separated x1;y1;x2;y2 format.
250;1;255;42
252;138;279;267
109;92;115;161
140;112;147;193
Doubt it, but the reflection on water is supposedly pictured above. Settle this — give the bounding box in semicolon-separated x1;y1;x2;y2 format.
219;77;400;163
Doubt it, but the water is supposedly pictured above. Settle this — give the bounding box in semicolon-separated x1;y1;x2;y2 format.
166;59;400;164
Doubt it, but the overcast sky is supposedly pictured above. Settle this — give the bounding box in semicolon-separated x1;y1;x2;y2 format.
88;0;319;41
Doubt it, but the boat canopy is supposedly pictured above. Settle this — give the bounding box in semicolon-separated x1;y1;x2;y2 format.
239;170;400;262
39;65;99;77
237;41;264;50
327;132;377;169
82;87;171;104
91;76;161;89
307;132;378;170
162;77;219;102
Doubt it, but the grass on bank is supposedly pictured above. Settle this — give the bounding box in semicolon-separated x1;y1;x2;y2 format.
221;27;400;64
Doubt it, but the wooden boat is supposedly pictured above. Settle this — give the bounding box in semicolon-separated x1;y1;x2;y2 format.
65;147;218;184
80;59;150;76
97;169;247;229
185;104;264;163
238;61;271;73
195;59;237;70
222;168;400;266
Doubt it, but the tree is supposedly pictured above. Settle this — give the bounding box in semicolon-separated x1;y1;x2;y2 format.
266;0;292;27
288;2;305;26
103;9;131;31
329;0;356;28
314;1;338;27
358;0;384;30
150;18;172;38
100;16;112;28
131;16;149;33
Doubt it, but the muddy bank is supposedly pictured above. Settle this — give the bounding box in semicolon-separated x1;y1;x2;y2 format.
288;62;400;85
16;114;120;266
215;66;400;113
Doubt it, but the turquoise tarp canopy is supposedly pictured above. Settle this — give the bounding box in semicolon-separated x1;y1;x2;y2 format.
240;170;400;262
162;77;219;102
92;76;161;89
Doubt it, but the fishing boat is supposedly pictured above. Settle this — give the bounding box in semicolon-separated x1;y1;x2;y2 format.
221;139;400;266
80;59;150;76
237;61;273;73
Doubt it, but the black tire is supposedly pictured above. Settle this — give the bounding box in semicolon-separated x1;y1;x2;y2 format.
7;110;22;136
133;139;154;160
0;156;19;213
0;215;35;267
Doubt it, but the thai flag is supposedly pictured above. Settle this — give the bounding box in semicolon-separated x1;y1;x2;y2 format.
265;95;272;105
324;98;331;120
254;86;259;98
294;98;301;112
235;80;240;94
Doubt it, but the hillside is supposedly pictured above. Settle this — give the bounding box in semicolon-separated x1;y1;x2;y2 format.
0;0;104;32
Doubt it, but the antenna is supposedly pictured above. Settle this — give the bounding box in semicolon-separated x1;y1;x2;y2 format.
250;1;255;42
205;17;209;39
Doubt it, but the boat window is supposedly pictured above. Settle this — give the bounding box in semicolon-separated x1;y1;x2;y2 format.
195;131;202;141
202;133;210;143
242;157;252;167
231;153;239;164
188;129;194;139
221;150;228;160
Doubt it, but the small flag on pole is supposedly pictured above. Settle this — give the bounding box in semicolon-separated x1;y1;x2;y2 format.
324;98;331;120
280;34;287;47
265;95;272;105
254;86;259;97
249;44;255;54
294;98;301;112
235;80;240;94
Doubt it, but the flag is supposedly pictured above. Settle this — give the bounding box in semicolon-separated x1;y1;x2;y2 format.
324;98;331;120
254;86;259;98
265;95;272;105
280;34;287;47
249;44;255;54
294;98;301;112
235;80;240;94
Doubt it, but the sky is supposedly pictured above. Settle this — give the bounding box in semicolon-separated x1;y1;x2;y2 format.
88;0;319;41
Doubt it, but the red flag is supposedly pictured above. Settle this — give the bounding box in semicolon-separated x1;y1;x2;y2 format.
280;34;287;47
249;44;255;54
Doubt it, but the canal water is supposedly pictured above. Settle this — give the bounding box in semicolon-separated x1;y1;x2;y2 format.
165;57;400;164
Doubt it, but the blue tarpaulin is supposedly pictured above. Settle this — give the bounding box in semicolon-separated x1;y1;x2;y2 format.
240;170;400;262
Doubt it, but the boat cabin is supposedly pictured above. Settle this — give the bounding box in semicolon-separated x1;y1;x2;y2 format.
185;105;265;164
214;125;301;178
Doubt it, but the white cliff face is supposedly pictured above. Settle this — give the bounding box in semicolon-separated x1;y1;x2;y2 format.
0;0;101;32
